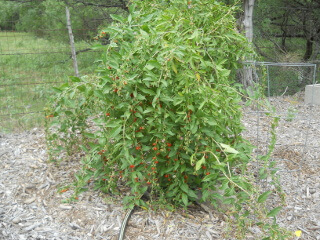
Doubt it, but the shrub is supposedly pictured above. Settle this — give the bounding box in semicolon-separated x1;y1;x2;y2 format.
47;0;253;208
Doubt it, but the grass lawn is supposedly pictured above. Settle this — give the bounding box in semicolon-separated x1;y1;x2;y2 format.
0;31;101;132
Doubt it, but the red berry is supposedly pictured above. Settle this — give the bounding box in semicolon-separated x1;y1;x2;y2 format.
155;161;159;164
152;157;156;160
152;143;157;146
136;146;141;150
206;172;210;175
202;166;207;169
166;143;172;147
106;113;110;116
153;147;158;150
114;88;118;93
129;165;135;169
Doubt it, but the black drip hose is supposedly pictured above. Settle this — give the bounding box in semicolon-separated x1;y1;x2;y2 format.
118;190;150;240
118;205;137;240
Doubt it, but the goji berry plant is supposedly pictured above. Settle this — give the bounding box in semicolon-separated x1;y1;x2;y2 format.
46;0;291;238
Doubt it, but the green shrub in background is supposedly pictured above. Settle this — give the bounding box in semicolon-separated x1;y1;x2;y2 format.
46;0;291;238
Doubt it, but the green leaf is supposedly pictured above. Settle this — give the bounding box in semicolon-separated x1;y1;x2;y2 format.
195;156;205;171
187;189;198;199
105;121;121;128
83;132;96;138
181;193;188;206
52;87;62;93
257;191;272;203
128;14;132;23
266;206;282;218
220;143;239;154
109;126;122;138
190;123;198;134
69;76;81;82
180;183;189;193
139;87;155;95
171;61;178;74
145;60;161;70
94;90;104;99
110;14;125;23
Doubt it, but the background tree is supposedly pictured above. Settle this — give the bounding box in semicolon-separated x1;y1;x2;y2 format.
0;0;128;41
254;0;320;62
242;0;255;88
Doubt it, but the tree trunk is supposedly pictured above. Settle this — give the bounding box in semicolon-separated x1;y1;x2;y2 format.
242;0;255;88
243;0;254;43
303;38;313;61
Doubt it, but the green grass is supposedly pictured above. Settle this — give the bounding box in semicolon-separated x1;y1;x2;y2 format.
0;31;101;133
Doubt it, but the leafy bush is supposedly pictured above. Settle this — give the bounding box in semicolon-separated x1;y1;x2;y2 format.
47;0;254;208
46;1;294;238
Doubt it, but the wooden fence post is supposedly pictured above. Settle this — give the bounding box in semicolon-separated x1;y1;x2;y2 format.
66;7;80;77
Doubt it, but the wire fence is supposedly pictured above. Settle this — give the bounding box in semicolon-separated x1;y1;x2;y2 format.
250;62;318;97
1;8;320;136
242;62;320;215
0;13;102;133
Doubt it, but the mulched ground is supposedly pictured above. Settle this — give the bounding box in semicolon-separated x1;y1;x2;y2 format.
1;94;320;240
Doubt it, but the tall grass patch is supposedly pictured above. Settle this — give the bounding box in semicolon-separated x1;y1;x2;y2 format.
0;31;100;132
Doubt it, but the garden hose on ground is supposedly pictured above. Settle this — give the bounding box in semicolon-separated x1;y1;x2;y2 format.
118;190;150;240
118;204;137;240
